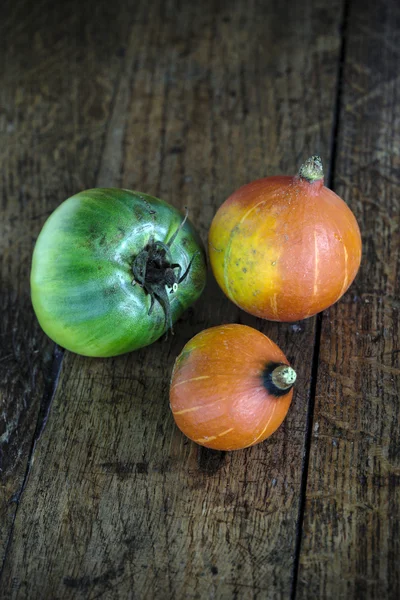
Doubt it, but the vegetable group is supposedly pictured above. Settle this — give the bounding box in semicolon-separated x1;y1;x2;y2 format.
208;156;362;321
31;188;207;357
170;324;296;450
31;155;362;451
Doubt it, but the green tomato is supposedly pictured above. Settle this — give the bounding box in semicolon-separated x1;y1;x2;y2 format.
31;188;207;357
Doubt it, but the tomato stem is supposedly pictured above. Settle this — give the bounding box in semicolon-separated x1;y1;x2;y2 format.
131;207;196;334
298;155;324;183
262;362;296;397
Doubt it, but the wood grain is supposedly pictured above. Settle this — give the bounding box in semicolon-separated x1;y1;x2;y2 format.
0;0;345;598
297;0;400;597
0;0;140;566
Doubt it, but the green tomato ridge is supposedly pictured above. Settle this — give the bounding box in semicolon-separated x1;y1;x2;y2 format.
31;188;207;357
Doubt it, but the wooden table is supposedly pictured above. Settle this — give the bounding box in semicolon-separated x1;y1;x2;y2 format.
1;0;399;598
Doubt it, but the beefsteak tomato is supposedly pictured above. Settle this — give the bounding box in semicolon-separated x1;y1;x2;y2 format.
31;188;207;357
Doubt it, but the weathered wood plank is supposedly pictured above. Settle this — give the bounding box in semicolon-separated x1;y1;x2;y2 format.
1;0;343;598
0;0;139;565
297;0;400;597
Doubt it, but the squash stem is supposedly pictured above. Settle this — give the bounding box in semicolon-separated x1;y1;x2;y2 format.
262;362;297;397
271;365;297;391
298;155;324;183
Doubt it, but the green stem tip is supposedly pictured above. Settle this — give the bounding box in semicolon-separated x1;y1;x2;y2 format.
262;362;297;397
298;155;324;183
271;365;297;391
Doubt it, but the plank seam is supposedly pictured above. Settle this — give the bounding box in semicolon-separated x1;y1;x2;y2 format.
0;13;137;578
290;0;351;597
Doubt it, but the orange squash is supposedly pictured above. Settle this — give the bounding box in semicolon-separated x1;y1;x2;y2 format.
208;156;362;321
169;324;296;450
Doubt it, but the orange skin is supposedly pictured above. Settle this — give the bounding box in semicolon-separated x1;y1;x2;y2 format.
208;175;362;321
170;324;294;451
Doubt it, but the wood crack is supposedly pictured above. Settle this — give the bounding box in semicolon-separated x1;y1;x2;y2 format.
0;345;64;581
290;1;351;597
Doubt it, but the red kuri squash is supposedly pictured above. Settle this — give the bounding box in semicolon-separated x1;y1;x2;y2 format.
208;156;362;321
170;324;296;451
